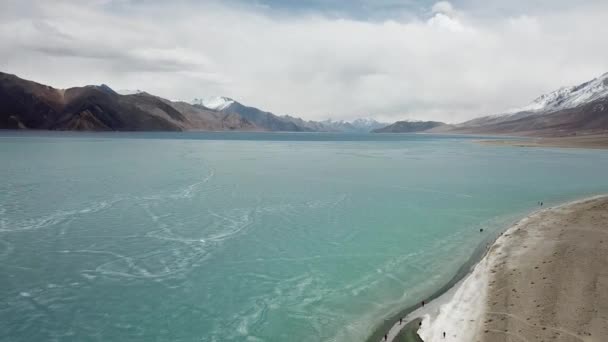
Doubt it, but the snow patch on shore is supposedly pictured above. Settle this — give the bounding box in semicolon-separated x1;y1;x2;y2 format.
417;255;490;342
389;196;608;342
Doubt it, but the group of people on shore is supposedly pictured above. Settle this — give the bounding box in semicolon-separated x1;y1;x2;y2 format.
382;300;447;341
382;201;548;341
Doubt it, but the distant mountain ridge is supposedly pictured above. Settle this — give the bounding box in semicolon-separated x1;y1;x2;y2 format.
194;98;312;132
446;72;608;136
191;96;389;133
373;71;608;136
0;72;382;132
505;72;608;115
321;118;389;133
0;72;256;131
4;71;608;135
372;120;445;133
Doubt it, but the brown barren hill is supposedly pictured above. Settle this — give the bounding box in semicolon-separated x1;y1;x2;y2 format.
0;72;257;131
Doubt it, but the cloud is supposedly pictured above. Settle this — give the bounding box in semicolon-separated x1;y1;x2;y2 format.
432;1;455;16
1;0;608;123
427;13;466;31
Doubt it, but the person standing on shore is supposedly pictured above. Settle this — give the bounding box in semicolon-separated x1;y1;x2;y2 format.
421;300;425;308
443;331;446;338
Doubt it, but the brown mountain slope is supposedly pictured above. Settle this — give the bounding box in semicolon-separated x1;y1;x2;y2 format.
0;72;66;129
0;72;257;131
449;97;608;136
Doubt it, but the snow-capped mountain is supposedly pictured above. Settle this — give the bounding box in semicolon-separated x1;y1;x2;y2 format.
351;118;389;131
192;96;235;111
451;72;608;136
461;71;608;129
192;97;315;131
192;96;389;132
321;118;389;132
505;72;608;115
117;89;145;95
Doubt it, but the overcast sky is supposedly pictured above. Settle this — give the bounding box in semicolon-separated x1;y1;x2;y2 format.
1;0;608;123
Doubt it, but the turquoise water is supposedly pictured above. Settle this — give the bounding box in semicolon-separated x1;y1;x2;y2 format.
1;132;608;342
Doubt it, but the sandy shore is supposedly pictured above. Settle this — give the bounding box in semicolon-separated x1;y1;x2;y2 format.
477;134;608;149
372;225;498;342
414;195;608;341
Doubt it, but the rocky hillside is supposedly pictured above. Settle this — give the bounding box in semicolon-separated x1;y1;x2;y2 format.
374;72;608;137
449;72;608;136
196;97;336;132
0;72;256;131
0;72;386;133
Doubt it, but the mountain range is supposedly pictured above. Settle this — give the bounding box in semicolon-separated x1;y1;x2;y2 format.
193;96;315;132
372;121;445;133
1;70;607;136
0;72;255;131
0;71;387;132
438;72;608;136
192;96;388;132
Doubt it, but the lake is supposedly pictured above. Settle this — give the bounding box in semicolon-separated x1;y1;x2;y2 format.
1;131;607;341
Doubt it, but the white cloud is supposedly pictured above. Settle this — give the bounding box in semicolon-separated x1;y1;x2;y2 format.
427;13;466;31
1;0;608;123
432;1;455;16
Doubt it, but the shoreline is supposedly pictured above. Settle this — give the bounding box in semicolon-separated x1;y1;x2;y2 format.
366;207;531;342
369;194;608;342
417;194;608;341
475;134;608;149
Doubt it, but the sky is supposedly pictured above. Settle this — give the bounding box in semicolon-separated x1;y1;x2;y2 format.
1;0;608;123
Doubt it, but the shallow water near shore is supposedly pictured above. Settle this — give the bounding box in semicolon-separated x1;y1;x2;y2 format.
1;131;608;342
